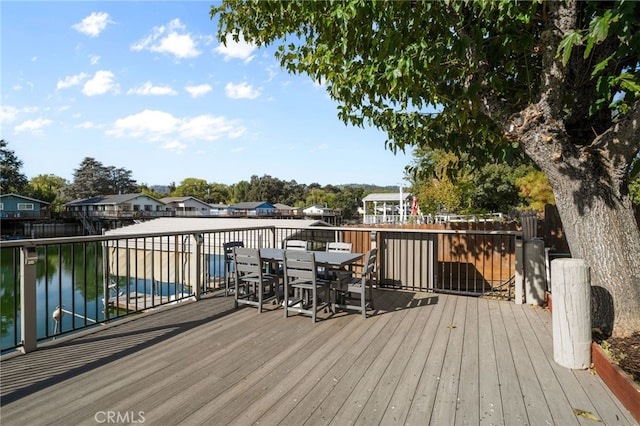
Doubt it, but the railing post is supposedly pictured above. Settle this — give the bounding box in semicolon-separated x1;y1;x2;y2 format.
20;246;38;353
192;233;203;300
524;239;546;305
514;236;524;304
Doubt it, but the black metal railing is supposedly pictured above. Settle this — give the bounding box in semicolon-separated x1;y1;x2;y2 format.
0;225;520;353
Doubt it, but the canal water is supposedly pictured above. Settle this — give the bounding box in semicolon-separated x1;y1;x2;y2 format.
0;245;223;352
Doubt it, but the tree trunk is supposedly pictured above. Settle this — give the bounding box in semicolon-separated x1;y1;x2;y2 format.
548;172;640;337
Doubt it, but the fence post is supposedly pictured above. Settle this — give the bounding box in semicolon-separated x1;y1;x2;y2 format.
552;258;591;369
524;239;546;304
20;246;38;353
514;236;524;304
192;234;203;300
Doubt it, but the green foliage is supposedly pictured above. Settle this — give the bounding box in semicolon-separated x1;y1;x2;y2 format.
212;0;640;190
0;140;28;194
173;178;213;201
211;0;542;161
471;163;531;213
516;170;555;213
138;185;165;201
27;174;68;211
64;158;137;201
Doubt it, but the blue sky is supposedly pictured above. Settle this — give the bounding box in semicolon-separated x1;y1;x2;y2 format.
1;1;412;188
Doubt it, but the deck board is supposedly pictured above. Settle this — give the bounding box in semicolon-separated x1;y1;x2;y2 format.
1;290;635;426
431;295;466;423
455;296;480;426
499;301;554;423
404;293;457;425
477;298;504;425
488;296;529;424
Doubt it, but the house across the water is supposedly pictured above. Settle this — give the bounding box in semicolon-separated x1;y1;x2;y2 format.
64;193;168;219
0;193;50;220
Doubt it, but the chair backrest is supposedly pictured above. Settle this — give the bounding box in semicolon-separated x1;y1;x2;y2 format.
284;239;308;251
326;242;352;253
283;250;316;282
362;247;378;278
224;241;244;260
233;247;263;277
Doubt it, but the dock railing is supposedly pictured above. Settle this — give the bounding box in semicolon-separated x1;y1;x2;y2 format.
0;225;521;354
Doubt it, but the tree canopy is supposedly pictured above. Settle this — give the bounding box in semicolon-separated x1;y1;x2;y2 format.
63;157;138;200
212;0;640;336
0;140;28;194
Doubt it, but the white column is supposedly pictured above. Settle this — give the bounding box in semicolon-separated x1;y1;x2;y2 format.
552;258;591;369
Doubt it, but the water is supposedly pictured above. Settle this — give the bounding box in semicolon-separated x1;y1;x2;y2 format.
0;246;224;351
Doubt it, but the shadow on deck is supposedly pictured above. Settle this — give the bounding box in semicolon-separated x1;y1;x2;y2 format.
0;289;634;425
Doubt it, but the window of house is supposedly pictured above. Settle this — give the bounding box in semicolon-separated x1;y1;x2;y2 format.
17;203;35;210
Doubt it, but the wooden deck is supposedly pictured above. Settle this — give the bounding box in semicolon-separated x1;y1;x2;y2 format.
1;290;635;425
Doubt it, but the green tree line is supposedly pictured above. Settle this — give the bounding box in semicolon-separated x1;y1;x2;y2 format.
2;139;638;221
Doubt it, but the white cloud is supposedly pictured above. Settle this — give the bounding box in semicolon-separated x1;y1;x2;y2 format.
215;34;256;62
89;54;100;65
184;84;212;98
127;81;177;96
0;105;39;125
131;18;200;59
0;105;19;124
14;118;54;134
162;140;187;152
225;82;261;99
82;70;119;96
75;121;98;129
72;12;114;37
107;109;246;150
180;115;245;140
57;73;88;90
108;110;179;140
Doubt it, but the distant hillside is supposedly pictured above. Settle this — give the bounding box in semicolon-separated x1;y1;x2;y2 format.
337;184;400;192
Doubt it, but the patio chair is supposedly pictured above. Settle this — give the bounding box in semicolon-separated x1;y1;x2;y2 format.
320;241;354;280
223;241;244;296
332;248;377;319
284;239;308;250
232;247;280;313
283;250;331;323
326;242;352;252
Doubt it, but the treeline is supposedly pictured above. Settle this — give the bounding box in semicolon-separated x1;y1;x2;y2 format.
4;140;639;221
1;142;394;221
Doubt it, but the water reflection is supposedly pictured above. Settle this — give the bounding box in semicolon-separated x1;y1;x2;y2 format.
1;246;224;351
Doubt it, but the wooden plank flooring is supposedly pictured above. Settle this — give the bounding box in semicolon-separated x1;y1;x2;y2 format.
1;290;635;426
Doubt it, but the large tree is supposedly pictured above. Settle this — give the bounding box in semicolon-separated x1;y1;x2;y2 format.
64;157;137;200
212;0;640;336
27;174;68;212
0;139;28;194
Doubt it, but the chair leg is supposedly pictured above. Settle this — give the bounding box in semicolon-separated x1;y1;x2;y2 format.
311;286;317;323
224;264;228;296
284;283;289;318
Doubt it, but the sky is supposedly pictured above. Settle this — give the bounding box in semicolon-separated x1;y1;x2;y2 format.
1;1;413;189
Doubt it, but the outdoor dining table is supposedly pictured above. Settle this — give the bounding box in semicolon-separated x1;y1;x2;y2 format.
259;248;364;272
259;247;364;308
